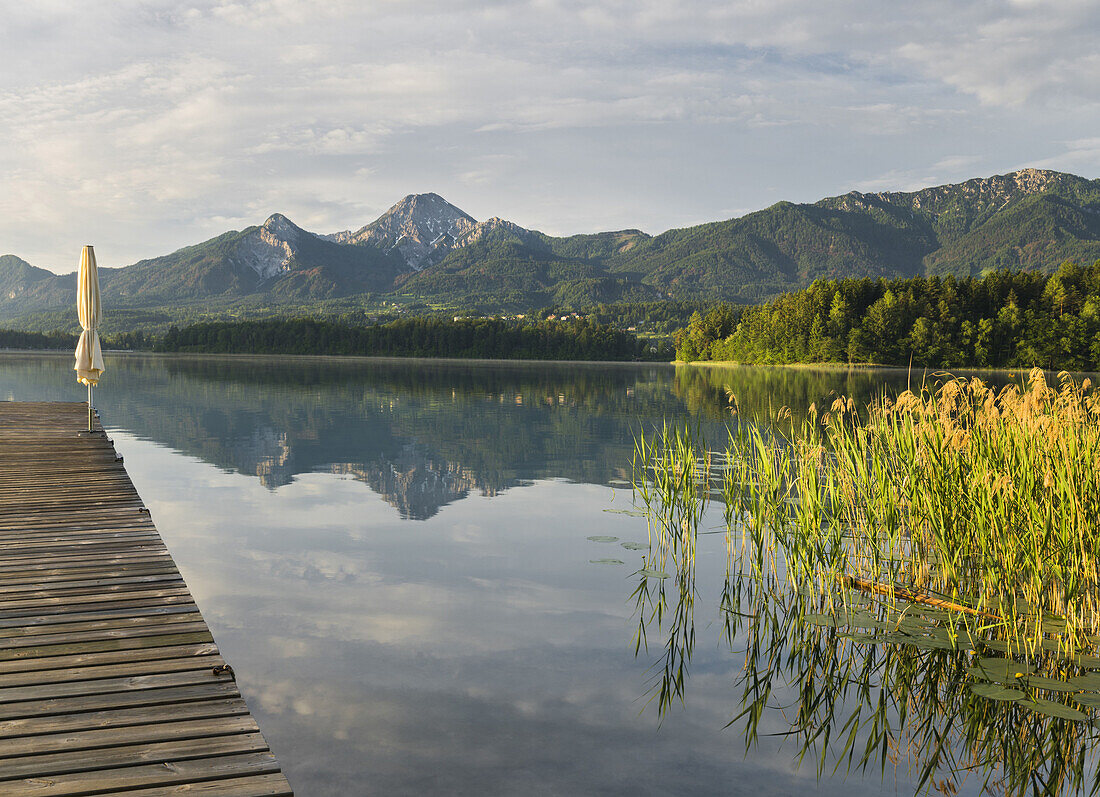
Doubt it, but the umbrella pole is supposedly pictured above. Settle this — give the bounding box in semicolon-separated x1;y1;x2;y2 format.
87;383;93;433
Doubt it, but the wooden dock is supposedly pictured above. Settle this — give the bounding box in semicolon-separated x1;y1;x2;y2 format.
0;402;292;795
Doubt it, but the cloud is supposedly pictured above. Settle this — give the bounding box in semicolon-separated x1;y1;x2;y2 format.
3;2;1100;269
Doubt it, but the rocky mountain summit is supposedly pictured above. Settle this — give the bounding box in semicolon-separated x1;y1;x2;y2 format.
326;193;478;270
822;169;1082;219
236;214;308;280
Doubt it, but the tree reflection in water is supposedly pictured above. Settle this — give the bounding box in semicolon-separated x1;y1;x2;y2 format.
629;424;1100;797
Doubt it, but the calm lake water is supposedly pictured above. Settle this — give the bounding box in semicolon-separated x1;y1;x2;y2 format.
0;353;1062;795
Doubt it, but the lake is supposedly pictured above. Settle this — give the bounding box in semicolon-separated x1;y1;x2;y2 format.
0;353;1073;795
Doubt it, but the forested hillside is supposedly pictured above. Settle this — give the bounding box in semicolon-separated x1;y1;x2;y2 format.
676;261;1100;370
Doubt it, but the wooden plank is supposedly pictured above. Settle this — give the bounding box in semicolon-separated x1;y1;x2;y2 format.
0;620;211;650
0;611;202;640
0;680;241;721
0;697;249;739
0;669;233;704
0;751;281;796
0;715;261;758
0;630;216;662
0;733;271;781
0;603;199;630
0;651;224;688
91;773;294;797
0;402;293;794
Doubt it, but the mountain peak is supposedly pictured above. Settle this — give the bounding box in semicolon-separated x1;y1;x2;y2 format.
333;193;480;270
235;213;310;280
262;213;302;237
376;193;475;228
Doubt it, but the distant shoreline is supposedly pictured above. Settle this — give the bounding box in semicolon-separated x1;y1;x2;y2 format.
675;359;1100;378
0;349;678;368
7;349;1098;378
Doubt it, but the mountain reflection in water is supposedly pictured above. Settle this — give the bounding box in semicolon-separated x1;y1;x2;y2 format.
0;353;917;518
2;352;987;796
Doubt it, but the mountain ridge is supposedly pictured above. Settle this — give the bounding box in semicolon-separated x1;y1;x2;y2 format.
4;168;1100;326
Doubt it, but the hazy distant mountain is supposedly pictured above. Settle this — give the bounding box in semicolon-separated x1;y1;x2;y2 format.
4;168;1100;326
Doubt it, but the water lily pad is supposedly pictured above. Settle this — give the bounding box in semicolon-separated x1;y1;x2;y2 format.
802;614;838;627
894;637;944;650
842;611;882;628
971;683;1024;701
1068;673;1100;691
637;568;670;579
1072;693;1100;708
620;542;648;550
969;658;1034;681
589;558;624;565
1023;676;1077;693
905;636;962;650
892;618;935;634
602;508;644;516
587;536;619;543
1019;697;1088;721
1070;654;1100;669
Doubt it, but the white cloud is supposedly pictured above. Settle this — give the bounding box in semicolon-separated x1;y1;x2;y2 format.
2;1;1100;270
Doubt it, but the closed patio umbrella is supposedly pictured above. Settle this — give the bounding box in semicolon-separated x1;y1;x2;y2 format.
74;245;105;432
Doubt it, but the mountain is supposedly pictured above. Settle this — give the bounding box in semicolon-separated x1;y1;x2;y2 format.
5;169;1100;328
325;192;477;270
0;255;68;303
106;213;408;303
596;168;1100;301
0;213;410;318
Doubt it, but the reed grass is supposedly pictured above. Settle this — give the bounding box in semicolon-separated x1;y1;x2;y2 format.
709;368;1100;656
629;371;1100;793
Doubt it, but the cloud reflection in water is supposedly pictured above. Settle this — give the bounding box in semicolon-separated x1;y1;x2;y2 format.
112;430;919;796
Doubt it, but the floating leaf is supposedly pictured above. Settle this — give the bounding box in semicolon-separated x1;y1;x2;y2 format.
587;535;619;543
903;636;961;651
602;508;644;516
1070;654;1100;670
589;558;624;565
1072;693;1100;708
802;614;838;627
1019;697;1087;721
842;611;882;628
971;683;1024;701
969;658;1034;682
1023;676;1077;693
620;542;648;550
637;568;670;579
1068;673;1100;691
890;618;934;634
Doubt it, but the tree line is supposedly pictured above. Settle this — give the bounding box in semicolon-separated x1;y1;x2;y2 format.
676;262;1100;370
155;316;670;361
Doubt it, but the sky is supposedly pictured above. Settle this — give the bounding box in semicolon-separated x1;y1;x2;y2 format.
4;0;1100;273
